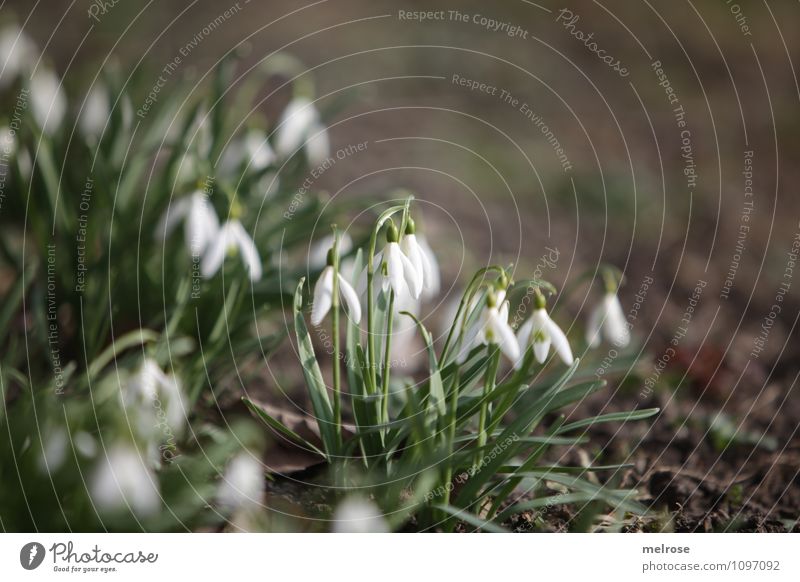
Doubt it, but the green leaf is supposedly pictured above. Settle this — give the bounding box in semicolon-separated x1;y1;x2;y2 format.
293;278;337;456
433;504;508;533
243;397;326;459
556;408;660;434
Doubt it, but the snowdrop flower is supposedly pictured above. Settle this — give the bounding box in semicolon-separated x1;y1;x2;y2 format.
400;218;439;299
156;190;219;257
125;359;187;442
455;283;510;364
29;68;66;135
378;221;421;300
90;444;160;517
586;292;630;348
78;83;110;140
0;24;38;89
332;497;389;533
37;427;69;473
217;452;264;511
219;129;276;176
202;213;263;282
468;290;520;363
309;232;353;270
516;292;573;366
311;247;362;326
275;97;330;167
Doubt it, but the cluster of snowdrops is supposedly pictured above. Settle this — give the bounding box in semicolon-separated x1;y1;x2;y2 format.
0;22;653;532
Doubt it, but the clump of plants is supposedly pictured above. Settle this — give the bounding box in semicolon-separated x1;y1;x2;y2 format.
247;198;659;532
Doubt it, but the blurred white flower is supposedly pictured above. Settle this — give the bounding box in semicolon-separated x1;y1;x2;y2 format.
586;293;630;348
29;68;66;135
125;360;186;465
332;497;388;533
217;453;264;511
90;444;160;517
0;24;38;89
202;219;263;282
311;262;362;326
516;305;573;366
275;97;330;166
74;431;98;458
37;428;68;473
219;129;276;176
78;83;110;140
156;190;219;256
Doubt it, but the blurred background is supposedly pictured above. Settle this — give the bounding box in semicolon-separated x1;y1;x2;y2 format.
2;0;798;530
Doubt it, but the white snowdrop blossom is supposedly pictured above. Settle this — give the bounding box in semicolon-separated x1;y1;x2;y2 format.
125;359;187;441
219;129;276;176
309;233;353;270
89;444;160;517
275;97;330;166
217;453;264;511
156;190;219;256
78;83;110;140
332;497;389;533
30;68;66;135
468;290;520;363
378;222;421;300
586;292;630;348
0;25;38;89
202;219;263;282
311;253;362;326
455;288;510;364
516;295;574;366
400;218;438;299
37;428;68;473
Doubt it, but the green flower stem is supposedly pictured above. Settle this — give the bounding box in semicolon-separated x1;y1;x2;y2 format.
380;291;396;426
476;345;500;457
441;368;461;530
331;230;343;450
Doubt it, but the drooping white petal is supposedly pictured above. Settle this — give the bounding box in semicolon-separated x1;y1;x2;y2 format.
400;234;424;286
337;273;362;324
155;195;193;242
488;309;520;361
389;242;421;299
545;316;574;365
29;68;66;135
332;497;389;533
516;317;534;350
585;303;604;348
417;235;439;297
90;444;160;517
311;266;334;326
384;243;409;298
231;221;263;282
217;453;264;511
532;336;551;364
78;84;110;140
38;428;68;473
603;294;630;347
200;224;229;279
275;98;319;158
244;130;276;171
305;122;330;167
185;193;219;254
0;25;38;88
